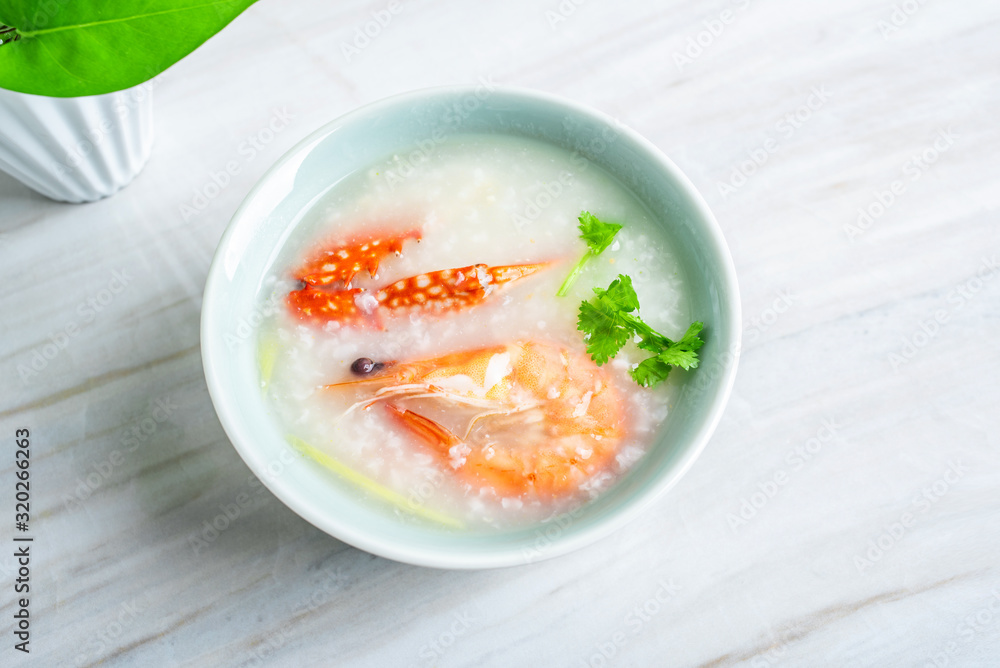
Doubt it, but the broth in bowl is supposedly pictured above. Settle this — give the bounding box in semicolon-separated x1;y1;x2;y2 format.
256;133;694;530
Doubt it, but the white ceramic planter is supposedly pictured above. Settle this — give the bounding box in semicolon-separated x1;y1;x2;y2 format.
0;84;154;203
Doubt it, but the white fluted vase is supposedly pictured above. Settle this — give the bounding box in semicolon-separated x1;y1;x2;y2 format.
0;84;154;203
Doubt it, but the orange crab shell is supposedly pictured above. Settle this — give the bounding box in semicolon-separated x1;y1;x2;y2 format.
287;261;551;328
294;228;421;288
375;263;549;314
286;285;378;328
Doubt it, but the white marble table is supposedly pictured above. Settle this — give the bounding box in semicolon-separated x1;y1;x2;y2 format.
2;0;999;666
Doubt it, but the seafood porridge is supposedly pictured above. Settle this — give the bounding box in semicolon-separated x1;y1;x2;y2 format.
257;133;696;530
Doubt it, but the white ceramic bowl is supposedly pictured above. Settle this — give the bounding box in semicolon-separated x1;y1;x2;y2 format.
201;86;740;569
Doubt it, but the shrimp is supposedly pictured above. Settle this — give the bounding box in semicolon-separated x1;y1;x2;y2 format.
326;342;628;497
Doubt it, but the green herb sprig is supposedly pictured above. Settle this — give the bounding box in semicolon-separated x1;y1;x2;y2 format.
556;211;622;297
578;274;704;387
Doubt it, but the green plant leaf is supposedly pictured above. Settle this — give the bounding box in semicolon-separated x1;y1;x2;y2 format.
0;0;257;97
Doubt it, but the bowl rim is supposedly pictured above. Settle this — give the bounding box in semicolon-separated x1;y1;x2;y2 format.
201;84;741;569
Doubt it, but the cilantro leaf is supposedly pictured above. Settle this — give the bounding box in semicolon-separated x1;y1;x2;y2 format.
556;211;623;297
578;275;705;388
593;274;640;313
578;211;622;255
674;322;705;363
630;356;673;387
578;299;631;365
635;333;670;353
656;346;701;370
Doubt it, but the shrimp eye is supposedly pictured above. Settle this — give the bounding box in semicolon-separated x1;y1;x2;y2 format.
351;357;384;375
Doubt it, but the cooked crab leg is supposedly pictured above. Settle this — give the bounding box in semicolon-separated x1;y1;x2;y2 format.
375;262;549;314
288;261;550;327
294;228;421;287
286;285;373;327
